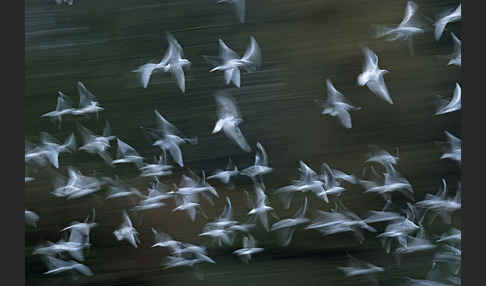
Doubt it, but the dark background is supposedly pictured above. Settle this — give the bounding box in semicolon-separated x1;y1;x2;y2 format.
25;0;461;285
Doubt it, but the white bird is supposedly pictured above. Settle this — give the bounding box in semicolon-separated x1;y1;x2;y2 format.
111;138;144;168
134;180;172;211
440;131;461;163
247;182;275;231
233;235;264;263
207;157;240;186
139;154;173;177
436;83;461;115
318;163;349;199
338;255;384;278
360;171;414;202
61;209;97;247
217;0;246;23
55;0;74;6
395;227;436;255
448;33;461;66
436;228;461;244
374;1;424;54
416;179;461;225
271;197;310;246
172;193;205;222
212;91;251;152
43;256;93;277
365;148;400;174
52;167;103;199
113;211;139;248
41;91;75;127
206;36;261;88
25;132;76;169
241;142;273;181
133;33;190;92
276;161;326;209
77;122;116;165
434;4;461;41
357;47;393;104
105;176;143;200
317;79;361;129
71;81;104;118
25;210;40;228
152;228;183;255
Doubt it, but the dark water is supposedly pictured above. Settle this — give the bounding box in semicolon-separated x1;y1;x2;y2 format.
25;0;461;285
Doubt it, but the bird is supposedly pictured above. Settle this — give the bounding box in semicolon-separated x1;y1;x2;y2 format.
71;81;104;118
134;178;173;211
338;255;384;281
43;256;93;277
61;209;97;248
448;33;461;66
77;122;116;165
233;234;264;263
144;110;197;167
139;154;173;178
275;161;326;209
434;4;461;41
357;47;393;104
207;157;240;186
205;36;261;88
317;79;361;129
217;0;246;23
52;167;103;199
365;148;400;174
41;91;75;127
25;210;40;228
113;211;140;248
133;33;190;92
415;179;461;225
271;197;310;246
241;142;273;182
111;138;144;168
395;227;437;255
360;171;414;202
199;197;237;246
247;182;275;231
374;1;425;54
440;131;461;163
212;91;251;152
105;176;143;200
25;132;76;169
152;228;183;255
435;83;461;115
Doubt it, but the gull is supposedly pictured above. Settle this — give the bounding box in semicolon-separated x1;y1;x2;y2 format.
212;91;251;152
52;167;103;199
71;81;104;118
152;228;183;255
405;277;452;286
200;197;238;246
25;132;76;169
113;211;139;248
436;83;461;115
357;47;393;104
229;222;256;233
275;161;326;209
306;207;376;244
365;148;399;173
134;179;173;211
172;193;205;222
111;138;144;168
105;176;143;200
440;131;461;163
176;171;219;203
61;209;97;248
360;171;414;201
241;142;273;182
432;244;461;275
318;163;348;199
434;4;461;41
395;227;437;255
217;0;245;23
233;235;264;263
25;176;35;183
25;210;39;228
364;210;403;224
206;196;238;229
374;1;424;54
43;256;93;277
139;154;173;177
317;79;361;129
133;33;190;92
247;182;275;231
207;157;239;186
41;91;75;127
144;110;197;167
77;122;116;165
338;255;384;283
416;179;461;225
34;236;88;262
271;197;310;246
436;228;461;244
55;0;74;5
206;36;261;88
448;33;461;66
178;243;215;263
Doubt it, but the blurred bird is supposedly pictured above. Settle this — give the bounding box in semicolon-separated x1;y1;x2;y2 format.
71;81;104;118
113;211;140;248
105;176;143;200
440;131;461;163
434;4;461;41
247;182;275;231
139;154;173;178
25;210;39;228
416;179;461;225
112;138;144;168
271;197;310;246
152;228;183;255
358;47;393;104
52;167;103;199
133;33;190;92
77;121;116;165
207;157;240;187
233;234;264;263
134;178;173;211
338;255;384;283
25;132;76;169
205;36;261;88
43;256;93;277
241;142;273;182
212;91;251;152
317;79;361;129
41;91;75;128
436;83;461;115
448;33;461;66
217;0;246;23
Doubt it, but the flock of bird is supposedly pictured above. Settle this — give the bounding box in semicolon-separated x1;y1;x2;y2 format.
26;1;462;285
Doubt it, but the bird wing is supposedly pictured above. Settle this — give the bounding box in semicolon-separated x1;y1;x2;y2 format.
77;81;98;108
171;66;186;93
218;39;239;62
133;63;157;88
242;36;261;68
